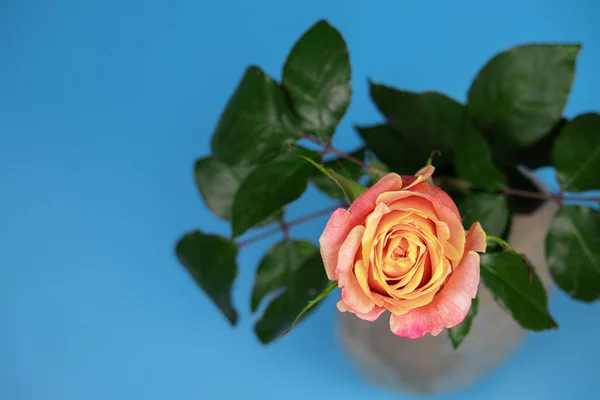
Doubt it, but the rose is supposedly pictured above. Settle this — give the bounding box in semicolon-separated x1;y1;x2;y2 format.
319;166;487;339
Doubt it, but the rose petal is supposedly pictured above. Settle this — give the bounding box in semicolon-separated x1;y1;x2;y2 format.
378;190;466;264
337;301;386;322
389;251;480;339
355;259;384;306
319;208;360;280
341;274;376;315
466;222;487;253
408;182;461;222
398;165;436;189
415;165;435;181
403;165;436;190
348;173;403;221
335;225;365;287
335;225;378;314
361;202;390;269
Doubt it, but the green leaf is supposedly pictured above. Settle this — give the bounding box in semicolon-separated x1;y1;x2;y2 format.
194;156;283;227
311;148;365;200
458;193;510;237
467;43;581;148
454;123;506;191
553;113;600;192
500;118;567;170
365;150;391;183
282;20;351;140
283;280;338;338
480;252;557;331
194;157;253;220
300;155;366;203
369;83;465;166
251;240;330;344
546;206;600;302
232;149;318;238
210;66;302;166
175;232;238;325
355;124;429;173
448;296;479;349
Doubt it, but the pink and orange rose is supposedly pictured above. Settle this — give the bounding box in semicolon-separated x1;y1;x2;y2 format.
319;166;487;339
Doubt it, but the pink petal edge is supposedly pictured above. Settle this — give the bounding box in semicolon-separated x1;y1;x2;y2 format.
335;225;365;287
337;301;386;322
466;222;487;253
389;251;480;339
348;173;403;221
319;208;360;280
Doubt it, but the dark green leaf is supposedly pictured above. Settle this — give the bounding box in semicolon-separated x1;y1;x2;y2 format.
210;66;302;166
369;83;465;166
501;118;567;169
311;148;365;199
251;240;330;344
283;280;338;338
553;113;600;192
365;150;391;183
194;156;253;220
194;157;283;227
458;193;510;237
282;20;351;140
175;232;238;325
546;206;600;302
355;124;429;173
467;43;581;148
448;296;479;349
454;123;506;190
232;149;318;238
300;155;366;203
480;252;557;331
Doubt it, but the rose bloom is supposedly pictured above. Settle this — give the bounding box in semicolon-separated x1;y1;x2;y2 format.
319;166;487;339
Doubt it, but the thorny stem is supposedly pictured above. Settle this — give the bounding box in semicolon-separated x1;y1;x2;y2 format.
236;204;344;248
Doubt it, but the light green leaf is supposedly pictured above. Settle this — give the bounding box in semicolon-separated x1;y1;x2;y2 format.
311;148;365;200
300;155;366;203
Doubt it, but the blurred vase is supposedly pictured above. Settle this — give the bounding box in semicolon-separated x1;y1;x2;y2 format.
336;201;557;395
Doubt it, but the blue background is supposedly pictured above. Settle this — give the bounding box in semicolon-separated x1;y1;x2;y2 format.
1;1;599;399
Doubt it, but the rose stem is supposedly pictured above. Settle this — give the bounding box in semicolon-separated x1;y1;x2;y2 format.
303;136;599;206
236;204;343;248
303;135;387;177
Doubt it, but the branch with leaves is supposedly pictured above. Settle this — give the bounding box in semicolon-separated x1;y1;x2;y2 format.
175;19;600;348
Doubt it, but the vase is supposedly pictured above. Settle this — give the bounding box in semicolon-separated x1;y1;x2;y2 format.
336;201;558;395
